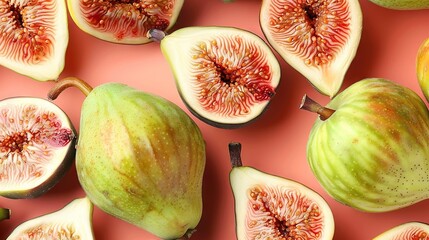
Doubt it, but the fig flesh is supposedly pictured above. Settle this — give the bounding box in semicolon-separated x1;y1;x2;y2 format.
228;142;335;240
0;0;69;81
67;0;184;44
0;207;10;221
368;0;429;9
0;97;76;199
373;222;429;240
417;37;429;102
260;0;362;97
6;197;94;240
48;77;206;240
148;26;281;128
301;78;429;212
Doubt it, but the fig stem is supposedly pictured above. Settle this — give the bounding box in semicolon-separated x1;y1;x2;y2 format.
147;29;166;42
229;142;243;168
48;77;93;100
299;94;335;121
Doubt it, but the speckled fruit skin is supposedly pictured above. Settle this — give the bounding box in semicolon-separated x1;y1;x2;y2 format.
76;83;206;239
306;78;429;212
417;37;429;102
369;0;429;9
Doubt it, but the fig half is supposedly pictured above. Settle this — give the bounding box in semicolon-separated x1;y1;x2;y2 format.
373;222;429;240
67;0;184;44
6;197;94;239
228;142;335;240
0;0;69;81
148;26;281;128
260;0;362;97
0;97;76;199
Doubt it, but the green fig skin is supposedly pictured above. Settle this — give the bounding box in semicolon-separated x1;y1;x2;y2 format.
306;78;429;212
0;208;10;221
368;0;429;9
76;83;206;239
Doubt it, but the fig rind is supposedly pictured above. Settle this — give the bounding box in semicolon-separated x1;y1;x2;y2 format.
368;0;429;10
306;78;429;212
260;0;362;98
76;83;206;239
0;0;69;81
159;26;281;128
0;97;76;199
67;0;184;44
6;197;94;239
373;222;429;239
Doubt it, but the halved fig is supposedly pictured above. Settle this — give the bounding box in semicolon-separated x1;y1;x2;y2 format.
0;0;69;81
228;142;335;239
6;197;94;239
67;0;184;44
260;0;363;97
148;26;281;128
373;222;429;240
0;97;76;199
0;207;10;221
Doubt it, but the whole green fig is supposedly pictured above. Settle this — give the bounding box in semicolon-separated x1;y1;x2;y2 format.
301;78;429;212
49;77;206;239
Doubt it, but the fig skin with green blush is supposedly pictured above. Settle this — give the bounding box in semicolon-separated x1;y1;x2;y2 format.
149;26;281;129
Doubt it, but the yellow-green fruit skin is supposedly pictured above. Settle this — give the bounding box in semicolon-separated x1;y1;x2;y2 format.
369;0;429;9
0;208;10;221
76;83;206;239
307;78;429;212
417;37;429;102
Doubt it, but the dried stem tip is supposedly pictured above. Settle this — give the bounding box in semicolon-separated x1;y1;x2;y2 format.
48;77;94;100
147;29;166;42
300;94;335;121
229;142;243;168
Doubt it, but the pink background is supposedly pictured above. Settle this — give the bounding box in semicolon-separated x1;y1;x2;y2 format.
1;0;429;239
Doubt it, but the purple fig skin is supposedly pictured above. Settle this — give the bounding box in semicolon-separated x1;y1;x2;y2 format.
305;78;429;212
76;83;206;239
